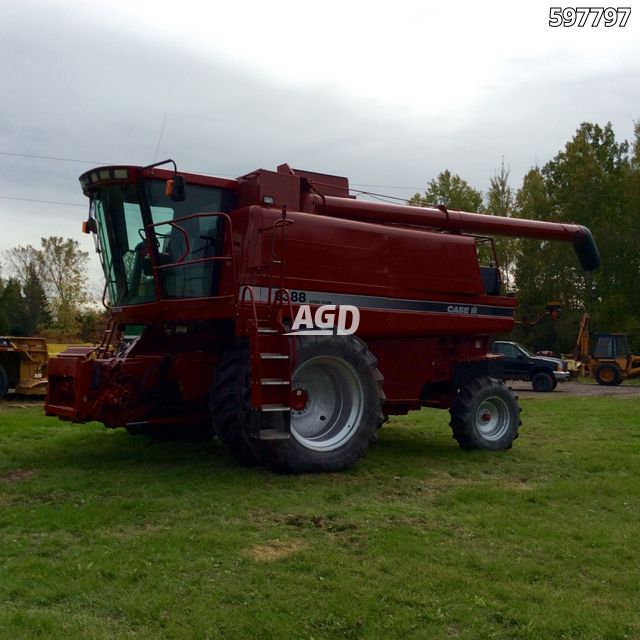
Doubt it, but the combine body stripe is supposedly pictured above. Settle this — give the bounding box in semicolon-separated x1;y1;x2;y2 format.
244;286;514;318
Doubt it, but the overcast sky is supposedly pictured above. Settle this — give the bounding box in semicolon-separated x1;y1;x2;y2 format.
1;0;639;294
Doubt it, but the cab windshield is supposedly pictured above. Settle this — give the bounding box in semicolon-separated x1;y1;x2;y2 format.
92;179;235;305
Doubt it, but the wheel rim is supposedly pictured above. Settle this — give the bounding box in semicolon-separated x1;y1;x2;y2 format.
600;368;614;382
475;397;511;441
290;355;364;452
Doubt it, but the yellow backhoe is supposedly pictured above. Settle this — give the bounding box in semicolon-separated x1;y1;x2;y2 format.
573;314;640;386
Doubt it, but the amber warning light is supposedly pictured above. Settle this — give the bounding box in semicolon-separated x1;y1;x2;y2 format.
165;175;186;202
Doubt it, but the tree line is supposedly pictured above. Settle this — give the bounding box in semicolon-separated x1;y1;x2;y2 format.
0;236;106;342
409;120;640;355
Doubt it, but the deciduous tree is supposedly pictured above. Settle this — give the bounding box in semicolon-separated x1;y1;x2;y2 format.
409;170;484;212
38;237;90;336
0;277;27;336
4;237;91;336
485;159;517;290
22;263;50;335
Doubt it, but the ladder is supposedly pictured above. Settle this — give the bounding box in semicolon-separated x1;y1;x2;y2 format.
239;207;297;440
96;317;117;359
250;315;292;440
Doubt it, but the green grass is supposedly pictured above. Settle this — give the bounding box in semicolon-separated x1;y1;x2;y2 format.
1;398;639;639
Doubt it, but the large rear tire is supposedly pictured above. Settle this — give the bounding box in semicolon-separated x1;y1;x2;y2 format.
259;335;385;473
0;364;8;400
594;363;622;386
209;340;261;466
449;377;521;451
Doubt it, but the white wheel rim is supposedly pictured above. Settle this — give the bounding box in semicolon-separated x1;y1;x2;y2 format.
290;355;364;452
475;397;511;441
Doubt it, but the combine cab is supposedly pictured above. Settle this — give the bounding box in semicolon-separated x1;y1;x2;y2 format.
45;160;599;472
0;337;48;399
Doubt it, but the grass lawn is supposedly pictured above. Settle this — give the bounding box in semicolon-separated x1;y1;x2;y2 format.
1;397;639;639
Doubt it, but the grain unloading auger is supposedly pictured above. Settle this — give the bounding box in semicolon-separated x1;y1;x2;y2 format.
313;195;599;271
45;161;599;472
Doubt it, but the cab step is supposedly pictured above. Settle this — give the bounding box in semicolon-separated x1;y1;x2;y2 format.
257;428;291;440
261;404;292;412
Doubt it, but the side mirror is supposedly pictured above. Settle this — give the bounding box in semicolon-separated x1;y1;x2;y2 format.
165;175;186;202
82;218;98;234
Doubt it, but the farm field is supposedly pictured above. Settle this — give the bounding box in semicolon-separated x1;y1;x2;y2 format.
1;396;639;639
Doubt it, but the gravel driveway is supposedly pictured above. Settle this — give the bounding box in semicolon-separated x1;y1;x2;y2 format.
509;380;640;399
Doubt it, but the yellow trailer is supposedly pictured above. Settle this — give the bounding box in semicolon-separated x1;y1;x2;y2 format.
0;337;49;399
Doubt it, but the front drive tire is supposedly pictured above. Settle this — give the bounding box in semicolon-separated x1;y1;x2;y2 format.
258;335;385;473
209;340;262;466
449;377;521;451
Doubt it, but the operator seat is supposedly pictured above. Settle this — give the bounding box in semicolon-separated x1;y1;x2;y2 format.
164;215;218;298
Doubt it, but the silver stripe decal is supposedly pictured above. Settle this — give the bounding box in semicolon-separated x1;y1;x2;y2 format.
240;286;514;318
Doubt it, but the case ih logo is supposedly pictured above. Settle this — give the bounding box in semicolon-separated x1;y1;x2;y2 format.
285;305;360;336
447;305;479;315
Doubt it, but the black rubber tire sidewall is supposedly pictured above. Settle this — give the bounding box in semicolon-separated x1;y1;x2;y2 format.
531;371;554;392
209;340;262;465
258;335;384;473
594;363;622;386
0;364;8;400
449;377;521;451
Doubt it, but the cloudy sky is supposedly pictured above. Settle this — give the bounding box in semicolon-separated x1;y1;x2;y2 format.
1;0;639;294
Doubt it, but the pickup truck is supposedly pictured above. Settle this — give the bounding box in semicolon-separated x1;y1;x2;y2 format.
490;340;570;392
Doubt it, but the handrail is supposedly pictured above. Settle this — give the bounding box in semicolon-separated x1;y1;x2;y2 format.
271;288;295;324
271;287;297;363
267;208;293;307
100;250;117;310
153;255;230;270
101;278;111;310
164;221;191;263
145;212;238;302
96;317;116;359
239;285;259;330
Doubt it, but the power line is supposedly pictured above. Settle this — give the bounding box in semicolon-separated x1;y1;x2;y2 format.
0;195;86;208
1;151;426;192
0;151;108;165
350;189;411;204
351;182;423;191
0;191;415;210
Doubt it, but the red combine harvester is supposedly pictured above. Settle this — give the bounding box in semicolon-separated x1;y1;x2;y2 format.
45;161;599;472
